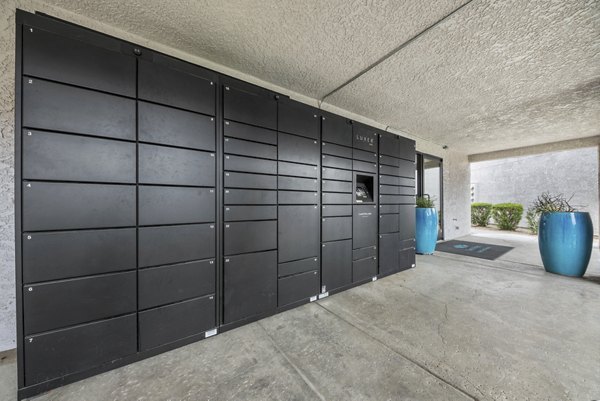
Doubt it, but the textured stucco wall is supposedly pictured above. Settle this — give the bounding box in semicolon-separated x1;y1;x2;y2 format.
0;1;473;351
471;146;600;234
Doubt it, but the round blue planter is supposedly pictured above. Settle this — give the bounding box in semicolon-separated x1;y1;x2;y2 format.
416;207;438;254
538;212;593;277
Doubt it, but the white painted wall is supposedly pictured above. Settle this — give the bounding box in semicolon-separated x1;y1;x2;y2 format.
470;146;599;234
0;0;472;351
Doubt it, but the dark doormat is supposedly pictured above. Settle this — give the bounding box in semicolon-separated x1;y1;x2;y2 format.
436;240;513;260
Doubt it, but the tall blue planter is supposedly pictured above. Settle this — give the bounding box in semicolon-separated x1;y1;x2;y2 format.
538;212;593;277
416;207;438;255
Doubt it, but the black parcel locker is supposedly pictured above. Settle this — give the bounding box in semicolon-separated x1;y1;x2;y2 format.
16;11;417;398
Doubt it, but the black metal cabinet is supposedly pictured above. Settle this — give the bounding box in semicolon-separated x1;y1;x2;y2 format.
138;101;215;151
223;84;277;130
23;271;136;335
278;206;319;262
278;133;319;165
223;251;277;323
22;182;136;231
224;220;277;255
139;145;215;187
353;205;378;249
23;26;136;97
138;58;216;115
22;130;136;183
139;260;215;310
321;239;352;292
138;296;215;351
278;99;320;139
23;78;136;140
278;270;319;306
22;228;136;283
139;224;215;267
24;314;137;386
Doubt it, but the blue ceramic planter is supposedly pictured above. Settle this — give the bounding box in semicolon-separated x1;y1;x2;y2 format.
538;212;593;277
416;207;438;254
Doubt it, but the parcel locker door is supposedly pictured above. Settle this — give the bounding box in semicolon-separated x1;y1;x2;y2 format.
138;101;215;151
23;78;135;140
353;205;378;249
139;186;215;226
22;182;136;231
278;99;320;139
224;221;277;255
224;137;277;160
322;142;352;159
398;159;416;178
23;271;136;335
352;257;378;282
22;130;136;183
139;145;215;187
138;58;215;115
24;314;137;386
379;233;400;276
378;132;400;158
278;206;319;263
379;214;399;234
223;84;277;130
225;172;277;190
224;250;277;323
224;206;277;222
23;228;136;283
139;224;215;267
138;259;215;310
322;217;352;242
278;133;319;165
278;270;319;306
278;257;319;278
224;120;277;145
321;239;352;292
398;136;416;162
398;205;416;240
23;26;136;96
139;295;215;351
322;112;352;147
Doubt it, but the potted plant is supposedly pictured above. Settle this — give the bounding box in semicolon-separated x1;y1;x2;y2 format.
531;192;593;277
416;195;437;254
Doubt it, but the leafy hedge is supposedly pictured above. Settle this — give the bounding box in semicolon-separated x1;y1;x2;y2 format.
471;203;493;227
525;207;541;234
492;203;524;231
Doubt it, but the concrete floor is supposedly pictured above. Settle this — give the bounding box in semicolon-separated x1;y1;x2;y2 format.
1;230;599;401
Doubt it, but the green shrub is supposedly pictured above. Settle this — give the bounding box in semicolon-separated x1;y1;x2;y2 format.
471;203;493;227
492;203;524;231
416;196;435;208
525;207;540;234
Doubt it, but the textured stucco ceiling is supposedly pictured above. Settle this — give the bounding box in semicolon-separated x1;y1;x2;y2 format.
40;0;600;154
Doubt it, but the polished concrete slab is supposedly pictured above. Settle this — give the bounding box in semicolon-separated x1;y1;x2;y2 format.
0;231;598;400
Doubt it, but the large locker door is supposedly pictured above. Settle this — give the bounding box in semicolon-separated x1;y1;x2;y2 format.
278;99;320;139
223;83;277;130
353;205;378;249
379;233;400;276
321;239;352;292
278;205;319;263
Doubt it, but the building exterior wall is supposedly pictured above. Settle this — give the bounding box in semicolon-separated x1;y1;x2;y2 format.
470;146;600;234
0;1;472;351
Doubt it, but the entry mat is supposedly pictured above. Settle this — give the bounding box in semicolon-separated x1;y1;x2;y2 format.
436;240;513;260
